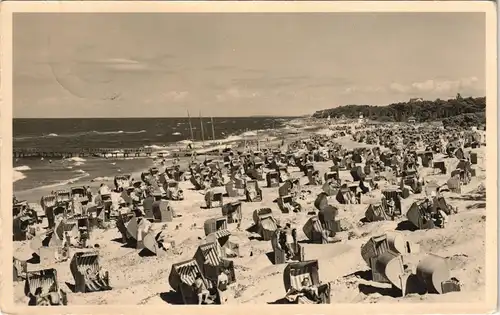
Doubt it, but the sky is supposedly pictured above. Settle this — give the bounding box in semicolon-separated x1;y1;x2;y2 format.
13;12;485;118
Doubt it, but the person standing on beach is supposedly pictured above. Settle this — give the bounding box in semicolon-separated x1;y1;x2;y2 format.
86;186;93;201
217;268;230;303
284;224;295;260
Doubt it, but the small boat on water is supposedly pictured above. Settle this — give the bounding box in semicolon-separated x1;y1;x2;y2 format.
172;132;181;136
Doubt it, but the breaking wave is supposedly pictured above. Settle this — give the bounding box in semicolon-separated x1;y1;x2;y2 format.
91;130;146;135
14;129;147;140
13;165;31;183
65;157;87;163
37;171;91;190
91;176;113;182
14;165;31;171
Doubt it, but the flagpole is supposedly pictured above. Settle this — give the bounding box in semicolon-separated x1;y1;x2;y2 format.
187;110;194;140
200;111;205;145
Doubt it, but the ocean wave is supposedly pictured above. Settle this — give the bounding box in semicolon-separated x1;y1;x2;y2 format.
91;130;147;135
14;129;147;140
65;157;86;163
39;171;91;190
15;170;90;190
14;165;31;171
14;165;30;183
224;135;243;142
13;170;27;183
91;176;113;182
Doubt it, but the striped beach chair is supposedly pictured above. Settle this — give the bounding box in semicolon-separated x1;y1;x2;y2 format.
221;201;242;224
283;260;331;304
70;251;111;293
406;201;435;230
24;268;67;306
13;257;28;281
206;229;239;258
245;180;263;202
364;204;390;222
193;242;236;288
169;259;215;304
205;187;225;209
253;208;278;241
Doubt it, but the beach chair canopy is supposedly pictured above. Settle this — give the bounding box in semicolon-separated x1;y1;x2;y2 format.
204;217;228;236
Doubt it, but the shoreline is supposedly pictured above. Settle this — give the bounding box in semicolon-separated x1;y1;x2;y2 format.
13;122;310;204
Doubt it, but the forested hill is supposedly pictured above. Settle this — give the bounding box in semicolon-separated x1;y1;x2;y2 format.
312;95;486;123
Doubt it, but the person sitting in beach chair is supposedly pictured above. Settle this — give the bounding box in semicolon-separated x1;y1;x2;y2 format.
193;273;210;305
297;278;321;302
432;209;448;228
85;267;97;281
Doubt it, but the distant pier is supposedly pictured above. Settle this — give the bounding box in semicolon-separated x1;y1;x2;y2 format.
13;147;154;159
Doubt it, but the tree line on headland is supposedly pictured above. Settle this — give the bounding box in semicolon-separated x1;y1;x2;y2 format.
312;94;486;129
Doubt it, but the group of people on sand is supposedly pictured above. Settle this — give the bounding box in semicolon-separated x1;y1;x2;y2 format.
193;268;231;305
421;191;449;228
283;277;323;303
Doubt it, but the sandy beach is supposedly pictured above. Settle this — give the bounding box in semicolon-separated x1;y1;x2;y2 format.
13;122;486;305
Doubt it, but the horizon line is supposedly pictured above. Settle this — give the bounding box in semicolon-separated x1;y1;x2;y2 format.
12;115;308;119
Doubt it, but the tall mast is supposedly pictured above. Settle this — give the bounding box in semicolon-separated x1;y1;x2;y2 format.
211;117;216;141
187;110;194;140
200;111;205;144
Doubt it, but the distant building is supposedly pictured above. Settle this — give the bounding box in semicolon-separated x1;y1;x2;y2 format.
358;114;365;124
407;116;416;124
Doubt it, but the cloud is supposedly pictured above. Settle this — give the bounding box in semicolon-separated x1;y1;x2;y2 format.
389;77;482;95
164;91;189;102
342;85;385;94
77;57;174;73
100;58;148;72
342;77;483;97
204;65;237;72
216;87;259;101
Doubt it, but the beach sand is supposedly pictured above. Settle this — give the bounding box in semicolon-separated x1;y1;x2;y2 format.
13;132;486;305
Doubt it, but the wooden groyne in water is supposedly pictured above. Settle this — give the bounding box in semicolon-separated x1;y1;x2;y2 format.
13;148;154;159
